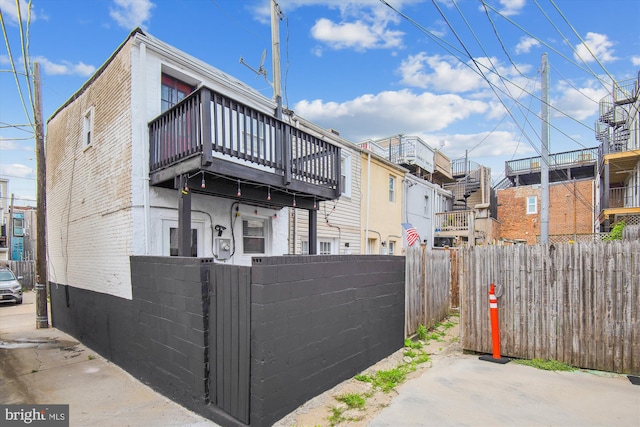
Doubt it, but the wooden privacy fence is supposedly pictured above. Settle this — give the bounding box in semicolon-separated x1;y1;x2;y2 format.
460;241;640;375
0;260;36;289
405;245;452;337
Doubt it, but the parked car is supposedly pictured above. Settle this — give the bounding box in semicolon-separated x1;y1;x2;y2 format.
0;268;23;304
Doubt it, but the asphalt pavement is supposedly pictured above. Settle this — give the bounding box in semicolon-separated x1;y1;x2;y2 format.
0;290;219;427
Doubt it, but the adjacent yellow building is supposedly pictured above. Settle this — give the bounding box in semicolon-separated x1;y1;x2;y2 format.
361;151;407;255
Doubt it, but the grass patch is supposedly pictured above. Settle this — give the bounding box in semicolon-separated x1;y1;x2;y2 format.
514;358;575;371
328;406;345;426
416;324;428;340
355;373;372;383
404;338;423;349
335;393;366;410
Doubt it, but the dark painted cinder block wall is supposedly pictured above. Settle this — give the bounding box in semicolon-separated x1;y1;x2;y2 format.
250;255;405;427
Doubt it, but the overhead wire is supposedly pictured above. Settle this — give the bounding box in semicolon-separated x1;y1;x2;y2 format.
379;0;596;153
479;1;531;80
451;0;543;157
0;5;34;128
16;0;35;113
397;0;600;211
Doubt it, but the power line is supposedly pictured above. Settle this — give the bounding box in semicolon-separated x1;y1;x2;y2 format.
0;6;34;128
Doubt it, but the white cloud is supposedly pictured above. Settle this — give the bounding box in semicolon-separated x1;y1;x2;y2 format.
0;163;34;179
0;0;36;23
109;0;154;30
398;53;483;92
515;36;540;54
293;89;488;141
397;53;532;98
574;32;617;64
497;0;526;16
31;56;95;77
0;137;33;151
551;80;607;121
631;56;640;66
310;17;403;51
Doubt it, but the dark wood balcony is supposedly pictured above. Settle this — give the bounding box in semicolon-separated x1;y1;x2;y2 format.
149;86;341;209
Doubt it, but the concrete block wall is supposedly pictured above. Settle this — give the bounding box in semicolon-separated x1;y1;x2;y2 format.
129;256;211;409
250;255;405;427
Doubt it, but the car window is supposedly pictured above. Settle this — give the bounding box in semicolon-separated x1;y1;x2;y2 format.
0;271;16;281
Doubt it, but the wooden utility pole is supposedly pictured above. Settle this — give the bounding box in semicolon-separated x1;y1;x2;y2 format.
34;61;49;329
540;53;550;244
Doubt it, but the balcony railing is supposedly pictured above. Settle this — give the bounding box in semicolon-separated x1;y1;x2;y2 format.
149;87;340;193
608;187;640;209
505;147;598;175
434;211;471;232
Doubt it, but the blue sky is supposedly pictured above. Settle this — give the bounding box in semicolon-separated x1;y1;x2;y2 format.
1;0;639;206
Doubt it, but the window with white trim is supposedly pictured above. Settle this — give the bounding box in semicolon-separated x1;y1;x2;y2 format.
319;241;331;255
388;240;396;255
301;241;309;255
526;196;537;214
243;219;265;254
83;107;94;147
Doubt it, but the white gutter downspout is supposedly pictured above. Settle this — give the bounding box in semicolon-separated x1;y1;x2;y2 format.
140;42;151;254
365;152;371;254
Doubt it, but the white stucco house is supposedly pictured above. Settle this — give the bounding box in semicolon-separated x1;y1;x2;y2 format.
46;29;341;299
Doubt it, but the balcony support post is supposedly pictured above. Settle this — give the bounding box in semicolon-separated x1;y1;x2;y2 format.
178;174;192;257
201;89;213;166
309;208;317;255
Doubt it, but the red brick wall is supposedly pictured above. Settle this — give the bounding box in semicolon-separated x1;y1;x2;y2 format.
497;179;594;244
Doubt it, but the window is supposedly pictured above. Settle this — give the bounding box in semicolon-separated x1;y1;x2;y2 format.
341;155;351;197
388;240;396;255
301;241;309;255
526;196;537;214
83;107;94;147
161;73;195;112
12;217;24;237
169;228;198;257
389;175;396;202
243;219;265;254
319;241;331;255
424;195;430;216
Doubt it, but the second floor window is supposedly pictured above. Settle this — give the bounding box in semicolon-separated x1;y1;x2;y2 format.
389;175;396;202
161;73;194;112
83;107;93;147
526;196;537;214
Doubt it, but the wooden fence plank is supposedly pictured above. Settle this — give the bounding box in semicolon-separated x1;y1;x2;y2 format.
459;241;639;375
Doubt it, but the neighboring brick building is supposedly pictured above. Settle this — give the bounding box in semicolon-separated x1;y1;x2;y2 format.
497;178;595;244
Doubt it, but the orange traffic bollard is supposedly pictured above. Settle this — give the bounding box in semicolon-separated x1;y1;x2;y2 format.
479;283;510;364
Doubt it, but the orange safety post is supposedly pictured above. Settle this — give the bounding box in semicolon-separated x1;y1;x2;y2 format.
489;283;501;358
479;283;510;364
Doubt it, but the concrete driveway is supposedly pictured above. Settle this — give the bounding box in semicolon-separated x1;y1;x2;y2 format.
370;352;640;427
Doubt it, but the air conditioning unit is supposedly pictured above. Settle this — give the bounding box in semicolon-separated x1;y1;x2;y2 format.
434;237;454;248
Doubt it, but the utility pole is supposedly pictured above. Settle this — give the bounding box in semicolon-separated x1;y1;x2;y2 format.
540;53;549;244
270;0;283;120
34;61;49;329
8;193;14;260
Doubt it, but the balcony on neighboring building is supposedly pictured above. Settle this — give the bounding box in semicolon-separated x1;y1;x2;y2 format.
360;135;454;184
504;147;598;187
148;86;341;209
